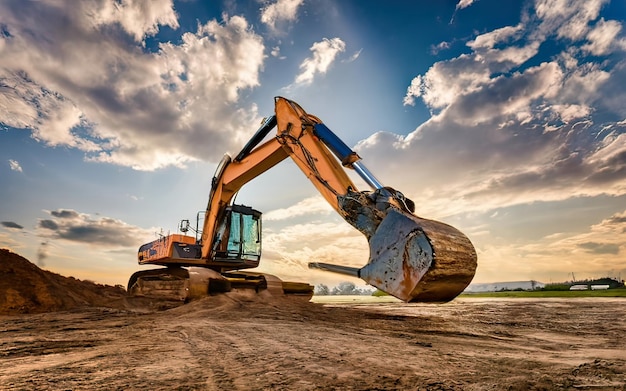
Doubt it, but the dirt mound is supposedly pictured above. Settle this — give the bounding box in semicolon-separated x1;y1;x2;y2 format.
0;249;128;315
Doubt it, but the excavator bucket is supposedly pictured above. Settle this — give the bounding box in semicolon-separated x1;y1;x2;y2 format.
362;208;476;302
311;190;477;303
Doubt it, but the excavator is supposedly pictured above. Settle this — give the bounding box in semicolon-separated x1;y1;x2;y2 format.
127;97;477;303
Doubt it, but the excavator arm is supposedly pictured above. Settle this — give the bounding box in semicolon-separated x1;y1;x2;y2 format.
198;97;477;302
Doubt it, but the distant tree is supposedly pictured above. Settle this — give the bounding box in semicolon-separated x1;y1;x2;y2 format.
315;284;330;296
332;281;359;295
372;289;389;297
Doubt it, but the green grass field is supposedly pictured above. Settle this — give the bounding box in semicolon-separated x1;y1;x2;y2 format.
310;288;626;303
460;288;626;298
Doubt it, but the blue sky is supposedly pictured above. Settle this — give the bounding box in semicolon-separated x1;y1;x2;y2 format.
1;0;625;288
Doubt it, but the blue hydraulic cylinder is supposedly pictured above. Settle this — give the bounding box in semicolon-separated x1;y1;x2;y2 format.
313;123;384;190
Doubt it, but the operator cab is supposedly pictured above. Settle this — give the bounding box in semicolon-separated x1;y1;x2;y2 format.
212;204;262;269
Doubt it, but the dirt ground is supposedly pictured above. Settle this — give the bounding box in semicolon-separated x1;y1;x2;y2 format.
0;293;625;390
1;249;626;390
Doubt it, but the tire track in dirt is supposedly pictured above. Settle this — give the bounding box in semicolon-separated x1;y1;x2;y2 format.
172;327;239;390
168;299;441;390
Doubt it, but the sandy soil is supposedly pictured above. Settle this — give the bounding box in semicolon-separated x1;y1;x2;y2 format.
1;293;625;390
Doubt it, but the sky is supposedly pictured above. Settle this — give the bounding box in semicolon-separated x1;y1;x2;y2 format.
1;0;625;289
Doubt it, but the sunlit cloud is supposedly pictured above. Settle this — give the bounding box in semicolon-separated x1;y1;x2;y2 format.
87;0;179;42
293;38;346;86
260;0;304;33
343;49;362;63
270;45;286;59
581;18;626;55
0;1;265;170
8;159;22;172
534;0;608;41
0;231;24;252
430;41;450;55
260;219;368;283
456;0;476;10
450;0;477;24
466;24;524;50
471;208;626;282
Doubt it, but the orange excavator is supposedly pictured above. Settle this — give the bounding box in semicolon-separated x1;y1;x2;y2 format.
128;97;477;303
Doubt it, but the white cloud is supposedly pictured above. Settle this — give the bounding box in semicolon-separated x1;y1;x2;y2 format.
467;24;524;50
8;159;22;172
582;18;626;55
446;61;564;125
260;0;304;33
294;38;346;86
32;98;91;149
403;55;484;110
0;75;40;130
559;64;611;104
431;41;450;55
403;75;424;107
344;49;362;63
534;0;609;41
403;39;541;111
450;0;477;24
89;0;179;42
0;2;266;170
551;104;592;123
586;133;626;174
455;0;476;10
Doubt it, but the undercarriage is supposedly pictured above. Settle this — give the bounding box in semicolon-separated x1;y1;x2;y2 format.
127;267;314;302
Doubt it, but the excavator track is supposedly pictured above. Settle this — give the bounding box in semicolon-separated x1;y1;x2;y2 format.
127;267;314;302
